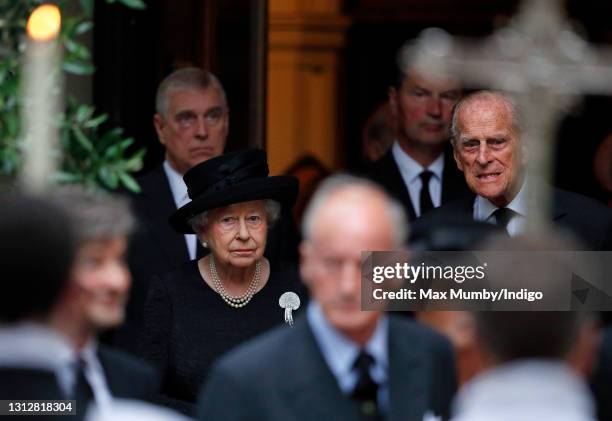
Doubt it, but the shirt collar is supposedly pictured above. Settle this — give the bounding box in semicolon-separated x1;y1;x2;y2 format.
163;160;190;207
0;322;74;370
392;141;444;183
307;302;388;382
475;179;528;222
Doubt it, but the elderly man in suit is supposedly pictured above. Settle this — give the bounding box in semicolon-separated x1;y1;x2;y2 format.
369;40;469;221
197;174;457;421
412;90;612;250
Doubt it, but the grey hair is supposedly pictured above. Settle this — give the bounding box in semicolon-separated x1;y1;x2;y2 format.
47;185;134;245
301;174;408;248
189;199;281;234
155;68;227;119
450;90;524;146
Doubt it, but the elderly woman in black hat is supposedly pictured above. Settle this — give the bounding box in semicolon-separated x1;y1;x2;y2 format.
139;149;304;414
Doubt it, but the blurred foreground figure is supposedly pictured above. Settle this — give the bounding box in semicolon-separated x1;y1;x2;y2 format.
48;187;159;416
453;311;599;421
452;235;600;421
0;192;76;411
198;175;457;421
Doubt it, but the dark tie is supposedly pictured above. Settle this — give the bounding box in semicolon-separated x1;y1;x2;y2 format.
419;170;434;216
492;207;516;233
73;357;94;409
351;351;381;420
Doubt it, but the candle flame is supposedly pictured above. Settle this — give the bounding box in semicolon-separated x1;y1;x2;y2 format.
27;4;61;41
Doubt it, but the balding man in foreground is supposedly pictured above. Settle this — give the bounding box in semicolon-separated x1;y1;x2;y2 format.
412;90;612;250
197;175;457;421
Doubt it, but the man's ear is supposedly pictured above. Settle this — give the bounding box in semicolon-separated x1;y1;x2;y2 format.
153;114;166;145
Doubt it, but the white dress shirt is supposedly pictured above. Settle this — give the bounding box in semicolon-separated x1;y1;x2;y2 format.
77;341;113;409
452;360;596;421
307;302;390;413
392;142;444;217
163;161;197;260
473;181;527;237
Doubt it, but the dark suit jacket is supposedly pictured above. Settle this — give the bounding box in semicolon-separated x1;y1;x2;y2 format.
411;188;612;250
197;315;457;421
98;345;160;402
0;348;158;420
113;165;188;354
0;368;73;421
368;147;470;221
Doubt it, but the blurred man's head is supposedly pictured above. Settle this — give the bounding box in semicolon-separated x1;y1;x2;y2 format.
389;41;462;164
0;192;75;323
154;68;229;175
300;175;407;344
451;91;526;207
49;187;134;342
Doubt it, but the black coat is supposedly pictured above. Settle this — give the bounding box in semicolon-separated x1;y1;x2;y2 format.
197;315;457;421
114;165;300;353
368;147;470;221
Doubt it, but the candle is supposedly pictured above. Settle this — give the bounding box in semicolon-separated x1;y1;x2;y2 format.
20;4;62;192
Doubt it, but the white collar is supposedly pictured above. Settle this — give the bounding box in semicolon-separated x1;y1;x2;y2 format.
163;160;189;207
0;322;74;371
391;141;444;183
475;180;528;222
307;302;388;383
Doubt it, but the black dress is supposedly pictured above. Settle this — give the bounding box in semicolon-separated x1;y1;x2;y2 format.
139;259;305;415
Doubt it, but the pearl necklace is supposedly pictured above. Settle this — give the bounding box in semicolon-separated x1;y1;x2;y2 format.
209;255;261;308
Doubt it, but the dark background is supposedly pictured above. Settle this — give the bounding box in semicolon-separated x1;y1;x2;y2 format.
92;0;612;204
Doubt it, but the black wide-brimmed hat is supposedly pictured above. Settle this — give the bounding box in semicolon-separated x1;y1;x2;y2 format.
169;149;298;233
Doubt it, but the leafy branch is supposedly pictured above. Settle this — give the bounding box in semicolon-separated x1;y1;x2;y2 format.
0;0;147;192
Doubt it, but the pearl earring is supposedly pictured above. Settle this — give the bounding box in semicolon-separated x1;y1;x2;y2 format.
201;241;208;248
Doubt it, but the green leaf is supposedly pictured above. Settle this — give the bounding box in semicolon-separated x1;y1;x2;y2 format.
83;113;107;129
64;39;91;60
75;20;94;35
74;104;95;124
123;148;145;171
98;166;119;189
63;57;95;75
117;0;146;9
72;126;95;152
118;171;141;192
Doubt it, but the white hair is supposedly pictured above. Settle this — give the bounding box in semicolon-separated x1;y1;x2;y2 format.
301;174;408;248
189;199;281;234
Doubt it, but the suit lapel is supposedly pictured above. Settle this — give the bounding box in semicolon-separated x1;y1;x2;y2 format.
138;166;189;263
378;151;417;220
279;318;363;419
387;318;429;421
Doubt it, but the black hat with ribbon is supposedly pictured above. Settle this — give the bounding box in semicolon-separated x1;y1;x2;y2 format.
169;149;298;234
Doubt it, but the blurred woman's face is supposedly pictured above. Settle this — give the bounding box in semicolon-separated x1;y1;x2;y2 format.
200;200;268;269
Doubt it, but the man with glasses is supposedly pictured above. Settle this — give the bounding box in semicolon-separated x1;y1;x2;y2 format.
115;68;229;353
